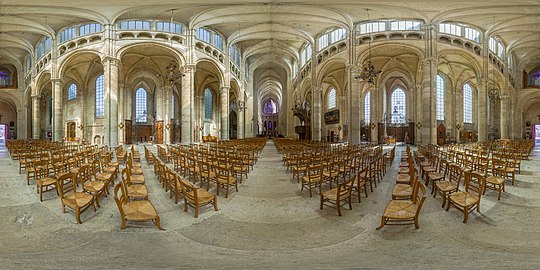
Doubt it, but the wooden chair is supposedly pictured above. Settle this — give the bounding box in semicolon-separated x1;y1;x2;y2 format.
231;156;249;183
199;160;216;191
350;167;369;203
485;159;506;200
34;160;58;202
427;158;448;193
179;178;218;218
446;171;485;223
168;171;182;204
320;177;355;216
78;163;106;208
91;159;114;194
301;164;323;197
392;171;419;200
434;164;463;208
56;173;96;224
121;168;149;201
113;181;163;230
215;163;238;198
377;181;427;230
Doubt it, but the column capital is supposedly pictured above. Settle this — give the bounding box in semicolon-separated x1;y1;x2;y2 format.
312;85;323;93
220;86;230;94
181;64;196;73
101;56;120;66
421;58;437;66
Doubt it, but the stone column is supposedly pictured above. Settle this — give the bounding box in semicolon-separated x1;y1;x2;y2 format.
477;79;487;142
500;96;509;139
181;65;195;143
370;85;379;144
163;85;172;144
220;86;230;140
238;91;245;139
51;79;63;141
312;86;322;141
32;96;40;139
103;57;120;146
349;68;361;144
420;59;437;144
118;84;125;144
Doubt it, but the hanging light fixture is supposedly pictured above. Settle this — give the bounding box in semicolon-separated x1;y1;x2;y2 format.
163;9;182;85
358;9;381;86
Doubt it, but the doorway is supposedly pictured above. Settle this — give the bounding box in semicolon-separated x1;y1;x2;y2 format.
66;122;76;142
229;111;237;139
0;124;6;146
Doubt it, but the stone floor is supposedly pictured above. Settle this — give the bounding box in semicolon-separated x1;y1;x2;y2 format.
1;141;540;269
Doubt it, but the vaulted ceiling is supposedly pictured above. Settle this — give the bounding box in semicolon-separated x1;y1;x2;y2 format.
0;0;539;77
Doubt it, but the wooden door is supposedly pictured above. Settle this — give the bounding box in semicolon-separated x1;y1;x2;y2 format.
155;120;163;144
124;120;132;144
66;122;76;142
437;123;446;145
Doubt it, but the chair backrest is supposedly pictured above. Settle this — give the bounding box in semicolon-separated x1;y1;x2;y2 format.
77;164;93;185
121;167;131;185
465;171;485;197
179;178;198;203
113;182;127;217
339;177;355;199
91;159;104;176
307;164;323;179
57;172;76;199
34;160;49;179
412;180;427;215
447;163;463;187
491;158;506;176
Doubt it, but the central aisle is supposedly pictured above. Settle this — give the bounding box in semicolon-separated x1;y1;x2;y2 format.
177;140;367;251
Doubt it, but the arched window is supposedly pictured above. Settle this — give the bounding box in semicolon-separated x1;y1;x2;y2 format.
463;83;473;123
263;99;278;114
436;75;445;121
135;88;147;123
364;91;371;124
205;88;213;120
67;83;77;100
327;88;336;110
391;88;406;124
95;75;104;117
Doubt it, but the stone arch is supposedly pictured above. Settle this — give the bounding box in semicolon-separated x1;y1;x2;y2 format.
117;42;187;68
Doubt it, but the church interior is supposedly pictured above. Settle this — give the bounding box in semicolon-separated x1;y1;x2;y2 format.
1;0;540;268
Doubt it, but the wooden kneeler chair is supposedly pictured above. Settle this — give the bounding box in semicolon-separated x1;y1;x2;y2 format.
113;181;163;230
179;179;218;218
377;181;427;230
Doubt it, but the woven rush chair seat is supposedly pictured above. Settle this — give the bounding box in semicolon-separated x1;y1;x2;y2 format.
485;175;505;200
396;173;410;184
62;192;95;211
448;192;479;208
123;200;159;221
392;184;413;200
127;184;148;199
382;200;418;220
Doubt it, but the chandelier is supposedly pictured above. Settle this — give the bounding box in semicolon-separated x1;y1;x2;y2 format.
358;9;381;86
164;60;181;85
